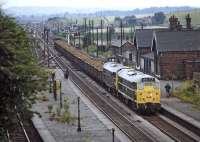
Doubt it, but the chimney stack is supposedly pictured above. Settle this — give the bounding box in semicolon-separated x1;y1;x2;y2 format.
186;14;192;30
169;15;182;31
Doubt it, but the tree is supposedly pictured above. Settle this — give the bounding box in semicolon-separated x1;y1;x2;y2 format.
114;16;121;26
152;12;166;25
82;33;91;48
123;15;137;26
0;10;48;140
114;16;121;22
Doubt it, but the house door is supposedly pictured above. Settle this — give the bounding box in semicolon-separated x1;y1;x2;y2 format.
129;53;132;61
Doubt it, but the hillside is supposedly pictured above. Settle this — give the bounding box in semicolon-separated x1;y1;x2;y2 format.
5;6;194;17
166;9;200;28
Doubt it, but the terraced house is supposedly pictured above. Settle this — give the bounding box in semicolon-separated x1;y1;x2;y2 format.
140;15;200;80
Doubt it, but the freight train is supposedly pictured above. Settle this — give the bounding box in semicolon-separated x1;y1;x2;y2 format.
54;39;161;113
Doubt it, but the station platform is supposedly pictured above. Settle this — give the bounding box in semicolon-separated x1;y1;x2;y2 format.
32;69;122;142
160;80;200;133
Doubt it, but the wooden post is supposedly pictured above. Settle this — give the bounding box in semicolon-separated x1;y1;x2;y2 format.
53;80;57;101
60;81;62;108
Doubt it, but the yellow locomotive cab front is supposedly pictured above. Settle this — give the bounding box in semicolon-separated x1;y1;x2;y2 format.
136;80;161;113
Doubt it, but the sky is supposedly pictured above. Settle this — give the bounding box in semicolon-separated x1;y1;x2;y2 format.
2;0;200;9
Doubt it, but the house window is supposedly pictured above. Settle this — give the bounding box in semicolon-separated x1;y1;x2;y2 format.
141;58;144;70
129;53;132;61
151;60;154;73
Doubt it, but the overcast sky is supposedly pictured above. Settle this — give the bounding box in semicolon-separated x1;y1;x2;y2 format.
3;0;200;9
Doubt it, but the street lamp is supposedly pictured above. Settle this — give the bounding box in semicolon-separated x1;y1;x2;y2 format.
77;97;81;132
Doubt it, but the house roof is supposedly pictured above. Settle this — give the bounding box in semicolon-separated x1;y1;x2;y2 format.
122;41;135;49
111;40;133;48
111;40;127;47
155;30;200;52
135;29;153;48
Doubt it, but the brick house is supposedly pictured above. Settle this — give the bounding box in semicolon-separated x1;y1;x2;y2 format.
140;30;200;80
111;40;136;66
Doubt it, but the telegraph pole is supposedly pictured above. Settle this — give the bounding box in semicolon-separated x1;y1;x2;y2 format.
84;18;87;33
89;20;91;45
130;25;133;42
78;31;81;48
92;20;94;44
109;26;112;49
101;19;103;47
46;28;50;67
106;26;109;50
96;28;99;57
120;20;123;55
43;27;46;59
73;34;75;47
123;24;125;40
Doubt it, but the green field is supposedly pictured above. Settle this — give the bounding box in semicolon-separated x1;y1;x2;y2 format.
165;9;200;28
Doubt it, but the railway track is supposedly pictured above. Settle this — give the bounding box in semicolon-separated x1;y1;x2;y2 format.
8;113;43;142
50;48;155;142
143;115;197;142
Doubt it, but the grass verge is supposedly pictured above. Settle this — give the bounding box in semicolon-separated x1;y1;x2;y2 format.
173;81;200;110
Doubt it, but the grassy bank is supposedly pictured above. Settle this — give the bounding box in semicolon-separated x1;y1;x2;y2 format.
173;81;200;109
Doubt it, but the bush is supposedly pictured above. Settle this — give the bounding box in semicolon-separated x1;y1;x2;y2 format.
174;81;200;109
